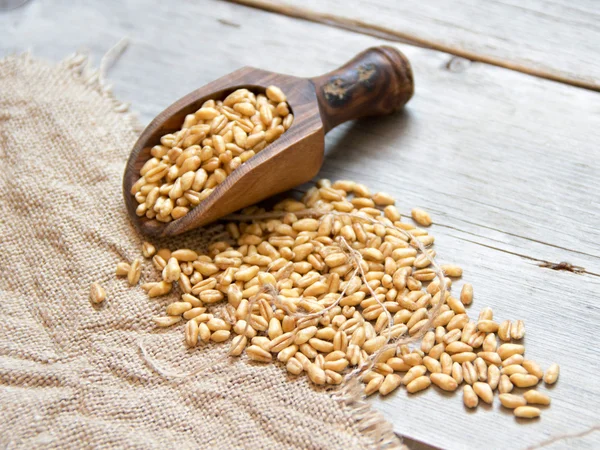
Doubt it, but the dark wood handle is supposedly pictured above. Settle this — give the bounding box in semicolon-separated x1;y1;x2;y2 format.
310;46;414;133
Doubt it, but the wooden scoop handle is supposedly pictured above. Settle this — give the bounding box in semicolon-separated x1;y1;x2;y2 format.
310;46;414;133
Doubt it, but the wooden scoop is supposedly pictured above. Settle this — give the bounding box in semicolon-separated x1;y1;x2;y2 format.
123;46;414;237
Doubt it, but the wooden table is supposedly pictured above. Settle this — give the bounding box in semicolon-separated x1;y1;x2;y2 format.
2;1;599;448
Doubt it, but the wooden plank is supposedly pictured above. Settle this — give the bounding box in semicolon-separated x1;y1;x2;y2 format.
228;0;600;91
1;1;600;448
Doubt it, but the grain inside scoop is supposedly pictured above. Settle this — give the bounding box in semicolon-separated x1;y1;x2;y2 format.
123;46;414;237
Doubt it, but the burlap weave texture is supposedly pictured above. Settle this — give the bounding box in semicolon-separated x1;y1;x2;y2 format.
0;54;400;450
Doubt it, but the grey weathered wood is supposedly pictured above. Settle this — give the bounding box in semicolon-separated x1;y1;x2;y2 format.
237;0;600;90
1;1;600;449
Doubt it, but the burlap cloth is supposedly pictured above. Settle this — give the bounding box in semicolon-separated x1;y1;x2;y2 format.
0;53;402;449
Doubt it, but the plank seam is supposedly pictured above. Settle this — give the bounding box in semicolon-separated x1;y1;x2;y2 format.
226;0;600;92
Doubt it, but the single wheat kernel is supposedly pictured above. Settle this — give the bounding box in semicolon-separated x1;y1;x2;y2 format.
502;354;524;367
152;255;166;271
182;293;203;307
445;341;472;354
428;343;446;360
387;357;410;372
374;347;395;364
423;356;442;373
463;385;478;408
447;296;466;314
142;241;156;258
277;345;298;364
326;370;343;385
307;364;327;385
402;352;423;367
442;329;462;345
482;333;497;353
498;320;512;341
266;85;286;103
478;351;502;366
286;357;304;375
198;323;211;342
210;330;231;343
156;248;171;261
502;365;528;376
384;205;401;222
183;307;206;320
270;332;295;352
323;357;349;373
148;281;172;297
510;373;539;388
420;331;435;354
185;320;199;347
514;406;541;419
246;345;272;362
166;302;192;316
474;358;488;381
440;352;453;375
460;283;473;305
544;363;560;384
478;307;493;321
499;374;514;393
488;364;500;390
451;352;477;363
473;382;493;404
365;375;384;396
164;257;181;282
434;326;447;344
430;373;458;391
499;393;527;409
90;283;106;304
207;318;231;332
498;344;525;360
511;320;525;339
448;362;462;385
447;314;469;331
468;332;485;349
372;192;395;206
522;360;544;379
128;258;142;285
406;376;431;393
115;262;131;276
153;316;181;327
441;265;463;278
229;335;247;356
523;390;551;405
171;249;198;262
362;370;381;384
461;322;477;343
402;365;427;385
411;208;432;227
477;320;499;333
379;374;403;395
363;336;386;354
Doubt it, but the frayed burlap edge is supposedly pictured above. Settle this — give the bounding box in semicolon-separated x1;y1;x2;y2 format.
335;379;407;450
58;39;144;135
9;46;405;450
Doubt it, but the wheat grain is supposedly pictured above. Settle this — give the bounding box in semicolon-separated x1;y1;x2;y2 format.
120;179;559;422
544;363;560;384
90;283;106;304
514;406;541;419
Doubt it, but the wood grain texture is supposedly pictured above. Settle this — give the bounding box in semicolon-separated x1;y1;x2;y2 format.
1;1;599;448
231;0;600;91
312;45;414;132
125;46;414;236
